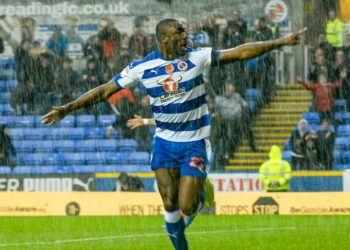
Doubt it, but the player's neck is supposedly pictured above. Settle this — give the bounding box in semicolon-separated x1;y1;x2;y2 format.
159;46;176;60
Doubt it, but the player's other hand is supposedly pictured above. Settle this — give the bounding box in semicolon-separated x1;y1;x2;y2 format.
127;115;144;129
282;27;307;46
41;106;69;126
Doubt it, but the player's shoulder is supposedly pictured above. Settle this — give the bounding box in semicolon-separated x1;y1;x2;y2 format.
128;50;162;71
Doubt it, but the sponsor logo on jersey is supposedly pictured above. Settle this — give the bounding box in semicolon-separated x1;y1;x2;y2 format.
165;64;174;74
177;61;188;71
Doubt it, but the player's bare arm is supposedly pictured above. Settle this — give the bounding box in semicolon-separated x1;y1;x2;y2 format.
127;115;156;129
218;27;307;64
42;79;120;125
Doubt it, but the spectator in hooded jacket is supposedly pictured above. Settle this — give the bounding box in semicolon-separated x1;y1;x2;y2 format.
290;119;309;170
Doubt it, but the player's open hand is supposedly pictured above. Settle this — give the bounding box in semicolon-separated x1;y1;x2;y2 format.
127;115;144;129
282;27;307;46
41;106;68;126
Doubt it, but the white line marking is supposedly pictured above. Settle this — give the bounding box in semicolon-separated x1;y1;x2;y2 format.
0;226;297;247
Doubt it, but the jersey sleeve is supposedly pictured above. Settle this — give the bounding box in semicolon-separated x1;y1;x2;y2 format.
113;64;141;89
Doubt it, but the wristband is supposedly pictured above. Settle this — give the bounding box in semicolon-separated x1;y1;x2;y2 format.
142;119;149;125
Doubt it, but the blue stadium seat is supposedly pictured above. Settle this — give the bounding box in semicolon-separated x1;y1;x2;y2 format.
17;153;42;166
333;164;349;170
34;116;47;128
282;151;292;162
303;112;320;124
85;152;107;165
335;112;343;124
13;140;34;153
63;127;85;140
0;92;11;104
116;139;138;152
76;115;95;127
14;116;35;128
316;125;335;133
32;140;54;153
337;125;350;137
95;165;119;173
55;140;75;153
0;80;6;91
44;128;65;140
2;69;16;79
97;115;116;127
115;164;150;173
106;152;129;165
335;137;350;151
31;166;58;174
56;115;75;127
24;128;46;140
64;153;85;165
0;104;15;115
72;165;95;173
343;151;350;164
333;150;343;164
5;80;17;91
128;152;150;165
96;139;117;152
6;57;15;67
343;113;350;124
43;153;64;166
11;166;31;174
0;167;12;174
8;128;24;140
245;88;260;100
75;140;97;152
247;100;256;111
283;139;291;150
84;127;106;139
335;99;347;112
0;116;15;127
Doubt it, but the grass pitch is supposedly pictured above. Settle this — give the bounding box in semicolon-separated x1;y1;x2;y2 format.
0;215;349;250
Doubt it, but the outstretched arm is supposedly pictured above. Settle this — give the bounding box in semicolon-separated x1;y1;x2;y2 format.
127;115;156;129
217;27;307;64
42;79;120;125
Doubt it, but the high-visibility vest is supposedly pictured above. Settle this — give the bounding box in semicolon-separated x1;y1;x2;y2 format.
326;18;344;48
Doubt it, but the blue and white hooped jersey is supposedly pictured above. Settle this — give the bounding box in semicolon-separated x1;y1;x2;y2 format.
114;47;214;142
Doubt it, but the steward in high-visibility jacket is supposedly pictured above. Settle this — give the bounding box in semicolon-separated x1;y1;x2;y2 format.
326;17;344;48
259;145;292;192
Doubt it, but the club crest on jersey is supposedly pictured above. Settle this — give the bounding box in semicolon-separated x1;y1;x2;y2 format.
165;64;174;74
157;76;182;93
177;61;188;71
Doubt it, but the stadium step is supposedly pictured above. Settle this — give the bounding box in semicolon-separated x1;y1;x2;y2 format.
225;84;311;171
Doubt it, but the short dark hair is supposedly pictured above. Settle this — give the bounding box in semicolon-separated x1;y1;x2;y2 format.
155;18;178;43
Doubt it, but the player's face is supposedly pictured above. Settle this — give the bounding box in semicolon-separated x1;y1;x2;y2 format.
167;23;188;57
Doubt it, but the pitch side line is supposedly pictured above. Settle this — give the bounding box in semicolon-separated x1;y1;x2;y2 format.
0;226;297;247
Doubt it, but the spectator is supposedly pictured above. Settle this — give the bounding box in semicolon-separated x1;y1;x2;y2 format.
65;22;85;47
143;34;157;57
342;34;350;57
259;145;292;192
0;125;16;169
266;15;280;39
213;83;256;165
315;32;334;62
98;18;121;63
189;22;210;48
130;26;146;58
231;10;247;38
0;35;4;53
305;131;323;170
326;10;345;49
222;21;244;49
290;119;309;170
114;172;144;192
46;26;69;57
298;73;343;123
34;53;57;113
316;119;335;170
10;39;36;114
253;17;273;42
308;48;333;83
202;17;219;49
80;58;102;92
332;50;349;98
84;34;104;67
53;56;79;104
115;33;134;73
